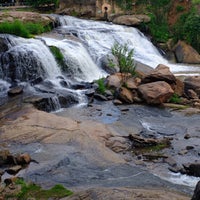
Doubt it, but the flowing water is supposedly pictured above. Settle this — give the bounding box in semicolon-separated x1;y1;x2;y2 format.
0;16;200;190
0;15;200;108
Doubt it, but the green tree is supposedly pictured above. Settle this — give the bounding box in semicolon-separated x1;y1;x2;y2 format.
27;0;59;9
174;9;200;52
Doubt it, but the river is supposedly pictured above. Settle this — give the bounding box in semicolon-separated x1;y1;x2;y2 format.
0;15;200;194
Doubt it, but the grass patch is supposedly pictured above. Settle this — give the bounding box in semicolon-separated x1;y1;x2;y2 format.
5;178;73;199
0;20;51;38
49;46;65;67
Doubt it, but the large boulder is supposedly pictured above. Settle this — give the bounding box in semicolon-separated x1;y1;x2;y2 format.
183;163;200;177
0;11;54;27
112;15;150;26
100;54;120;74
125;77;141;90
118;87;134;104
142;64;176;84
106;73;123;89
138;81;174;104
173;41;200;64
184;76;200;97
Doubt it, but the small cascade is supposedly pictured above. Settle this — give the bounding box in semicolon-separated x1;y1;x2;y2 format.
57;15;200;76
0;34;61;83
40;37;107;82
48;96;61;111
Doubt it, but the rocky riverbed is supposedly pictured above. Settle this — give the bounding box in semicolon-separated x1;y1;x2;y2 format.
0;100;200;199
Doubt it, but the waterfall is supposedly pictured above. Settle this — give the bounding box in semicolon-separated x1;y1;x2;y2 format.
40;37;107;82
0;34;61;83
0;15;200;110
57;15;200;76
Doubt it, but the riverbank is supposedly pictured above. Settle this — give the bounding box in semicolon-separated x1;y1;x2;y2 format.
0;101;199;199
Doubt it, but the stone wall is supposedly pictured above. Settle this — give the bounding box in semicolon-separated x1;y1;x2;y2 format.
58;0;125;19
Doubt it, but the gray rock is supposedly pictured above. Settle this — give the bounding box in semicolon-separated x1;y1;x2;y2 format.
192;181;200;200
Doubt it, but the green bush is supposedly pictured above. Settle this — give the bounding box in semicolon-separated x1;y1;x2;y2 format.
96;78;106;94
0;20;30;38
0;20;51;38
173;9;200;53
115;0;133;10
176;5;185;12
169;93;181;104
111;42;136;76
27;0;59;9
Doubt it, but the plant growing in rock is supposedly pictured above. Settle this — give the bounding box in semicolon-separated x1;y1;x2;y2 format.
96;77;106;94
111;42;136;77
49;46;65;68
169;93;181;104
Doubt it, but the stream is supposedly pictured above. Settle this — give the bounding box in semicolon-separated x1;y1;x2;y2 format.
0;15;200;195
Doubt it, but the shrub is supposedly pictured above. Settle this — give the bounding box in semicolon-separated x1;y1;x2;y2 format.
111;42;136;76
96;78;106;94
0;20;30;38
173;9;200;53
176;5;185;12
26;0;59;9
0;20;52;38
169;93;181;104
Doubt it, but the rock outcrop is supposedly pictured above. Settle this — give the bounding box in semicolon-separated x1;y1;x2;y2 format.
184;76;200;97
173;41;200;64
112;15;151;26
0;11;55;27
138;81;174;104
142;64;176;84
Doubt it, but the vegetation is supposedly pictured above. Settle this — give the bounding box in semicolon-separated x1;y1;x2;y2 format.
49;46;65;67
96;78;106;94
111;42;136;76
169;93;181;104
26;0;59;10
0;20;51;38
135;0;200;51
115;0;133;11
5;178;73;199
173;8;200;53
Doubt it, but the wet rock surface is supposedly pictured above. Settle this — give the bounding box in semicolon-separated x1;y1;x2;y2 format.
0;102;200;198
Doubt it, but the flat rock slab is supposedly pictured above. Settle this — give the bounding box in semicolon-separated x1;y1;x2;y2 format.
63;187;190;200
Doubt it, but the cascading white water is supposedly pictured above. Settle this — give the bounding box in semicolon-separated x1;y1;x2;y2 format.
57;15;200;76
40;37;107;82
0;35;61;81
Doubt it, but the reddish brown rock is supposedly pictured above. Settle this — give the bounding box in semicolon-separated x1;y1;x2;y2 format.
16;153;31;165
173;41;200;64
142;64;176;84
125;77;140;90
138;81;174;104
112;15;150;26
106;73;122;89
118;87;134;104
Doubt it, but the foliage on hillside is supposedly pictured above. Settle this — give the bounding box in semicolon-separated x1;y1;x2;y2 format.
27;0;59;10
134;0;200;52
0;20;51;38
173;8;200;53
